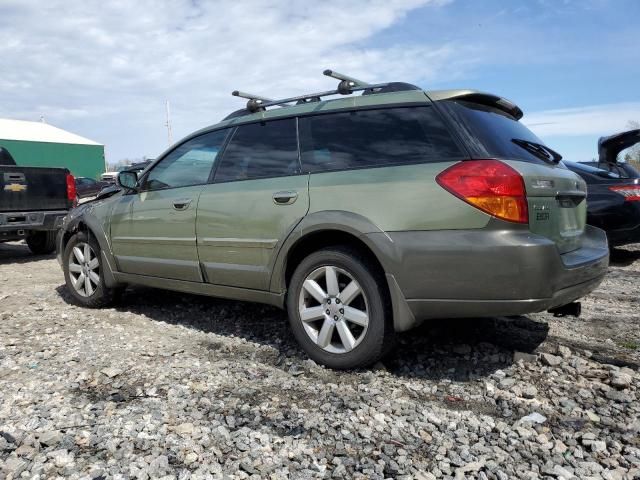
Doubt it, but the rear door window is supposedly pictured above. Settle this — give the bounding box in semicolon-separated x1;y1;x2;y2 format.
214;118;299;182
298;106;463;173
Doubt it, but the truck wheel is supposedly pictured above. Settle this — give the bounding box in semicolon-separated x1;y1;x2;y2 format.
26;231;57;255
62;231;121;308
286;247;394;369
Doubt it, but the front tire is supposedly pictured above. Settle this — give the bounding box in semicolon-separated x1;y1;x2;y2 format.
26;231;57;255
286;247;393;369
63;231;121;308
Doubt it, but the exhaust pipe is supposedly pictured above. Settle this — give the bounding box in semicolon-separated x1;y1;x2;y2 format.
548;302;581;318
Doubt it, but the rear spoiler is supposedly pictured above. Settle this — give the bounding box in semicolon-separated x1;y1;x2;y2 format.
598;129;640;163
427;90;524;120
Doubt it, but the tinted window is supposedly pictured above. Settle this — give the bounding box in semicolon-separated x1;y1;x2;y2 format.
564;161;621;179
583;161;640;179
298;106;462;172
144;129;229;190
440;100;556;164
214;118;299;182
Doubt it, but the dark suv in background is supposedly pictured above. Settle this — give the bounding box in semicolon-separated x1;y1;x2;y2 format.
56;71;609;368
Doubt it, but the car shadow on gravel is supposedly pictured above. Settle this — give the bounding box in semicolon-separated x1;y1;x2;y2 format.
57;285;548;381
609;246;640;266
384;316;549;381
0;241;55;265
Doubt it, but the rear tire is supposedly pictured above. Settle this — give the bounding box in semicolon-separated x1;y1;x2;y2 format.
63;231;122;308
286;247;393;369
26;231;57;255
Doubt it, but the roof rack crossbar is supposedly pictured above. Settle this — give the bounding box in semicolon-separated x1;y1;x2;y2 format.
256;82;390;110
232;69;389;113
231;90;273;103
231;90;291;112
323;69;370;93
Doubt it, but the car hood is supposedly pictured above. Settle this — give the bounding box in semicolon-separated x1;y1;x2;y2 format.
598;128;640;163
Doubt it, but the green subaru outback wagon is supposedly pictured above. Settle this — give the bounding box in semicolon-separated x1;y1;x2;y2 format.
57;71;609;369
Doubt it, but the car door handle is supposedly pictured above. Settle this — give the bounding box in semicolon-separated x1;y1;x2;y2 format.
172;198;193;210
272;191;298;205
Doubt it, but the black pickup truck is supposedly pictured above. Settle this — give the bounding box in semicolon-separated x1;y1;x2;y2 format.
0;146;75;254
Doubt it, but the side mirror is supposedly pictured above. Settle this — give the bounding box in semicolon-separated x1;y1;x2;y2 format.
117;171;138;191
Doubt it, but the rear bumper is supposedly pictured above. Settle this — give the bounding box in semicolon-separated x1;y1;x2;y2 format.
367;224;609;330
0;210;67;235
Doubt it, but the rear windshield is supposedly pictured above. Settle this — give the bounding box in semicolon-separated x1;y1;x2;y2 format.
564;161;621;179
582;161;640;179
439;100;555;164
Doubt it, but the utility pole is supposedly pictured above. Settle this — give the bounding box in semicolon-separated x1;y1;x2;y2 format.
165;100;173;145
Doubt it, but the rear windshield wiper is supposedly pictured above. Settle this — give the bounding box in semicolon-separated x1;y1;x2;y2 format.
512;138;562;163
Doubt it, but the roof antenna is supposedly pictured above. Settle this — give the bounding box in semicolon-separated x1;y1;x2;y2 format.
323;70;370;94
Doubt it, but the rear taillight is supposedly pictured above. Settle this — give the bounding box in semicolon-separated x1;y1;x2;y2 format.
436;159;529;224
66;173;77;202
609;185;640;201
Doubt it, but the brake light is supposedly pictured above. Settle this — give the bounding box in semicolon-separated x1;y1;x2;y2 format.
609;185;640;201
436;160;529;224
66;173;77;202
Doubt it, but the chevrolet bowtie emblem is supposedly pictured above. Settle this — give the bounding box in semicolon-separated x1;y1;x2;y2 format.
4;183;26;192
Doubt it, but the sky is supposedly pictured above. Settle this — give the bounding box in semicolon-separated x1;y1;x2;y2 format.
0;0;638;165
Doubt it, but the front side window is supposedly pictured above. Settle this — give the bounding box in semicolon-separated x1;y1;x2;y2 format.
143;129;229;191
298;106;463;173
214;118;299;182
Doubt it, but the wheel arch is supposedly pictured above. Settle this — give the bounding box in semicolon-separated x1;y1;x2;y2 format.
271;211;418;332
61;214;120;288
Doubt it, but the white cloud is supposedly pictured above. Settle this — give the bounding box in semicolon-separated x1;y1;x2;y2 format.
0;0;465;162
524;102;640;137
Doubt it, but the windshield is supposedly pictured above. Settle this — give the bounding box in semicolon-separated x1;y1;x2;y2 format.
439;100;557;164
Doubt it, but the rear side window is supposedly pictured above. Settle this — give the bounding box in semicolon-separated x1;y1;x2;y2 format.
298;106;463;173
440;100;553;164
214;118;299;182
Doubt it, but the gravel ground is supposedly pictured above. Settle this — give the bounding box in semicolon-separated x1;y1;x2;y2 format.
0;241;638;480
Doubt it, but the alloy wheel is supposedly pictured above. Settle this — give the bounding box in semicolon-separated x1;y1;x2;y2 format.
298;265;369;354
68;242;100;297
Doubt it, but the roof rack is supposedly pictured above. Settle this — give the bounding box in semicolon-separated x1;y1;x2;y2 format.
231;69;418;114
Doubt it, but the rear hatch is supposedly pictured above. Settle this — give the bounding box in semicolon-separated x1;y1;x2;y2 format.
0;165;70;212
437;96;587;254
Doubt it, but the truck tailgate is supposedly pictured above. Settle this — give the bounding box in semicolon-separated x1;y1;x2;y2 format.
1;166;70;212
